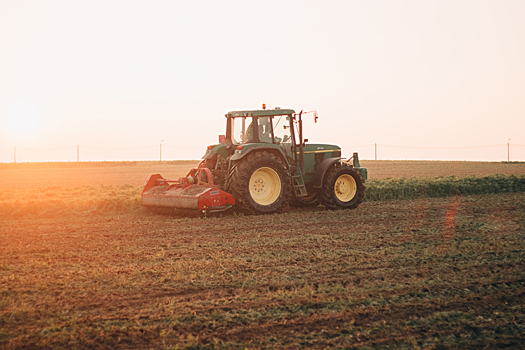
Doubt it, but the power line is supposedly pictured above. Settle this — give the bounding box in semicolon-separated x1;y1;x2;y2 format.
340;144;375;148
80;145;157;149
2;143;521;151
163;144;205;150
15;146;77;151
378;144;506;150
1;142;524;163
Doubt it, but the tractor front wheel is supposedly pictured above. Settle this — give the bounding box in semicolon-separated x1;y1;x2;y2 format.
227;151;291;215
320;163;365;210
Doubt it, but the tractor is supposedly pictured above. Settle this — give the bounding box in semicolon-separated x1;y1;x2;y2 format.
142;106;367;215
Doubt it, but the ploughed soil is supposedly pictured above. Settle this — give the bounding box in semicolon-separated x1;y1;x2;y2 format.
1;193;525;349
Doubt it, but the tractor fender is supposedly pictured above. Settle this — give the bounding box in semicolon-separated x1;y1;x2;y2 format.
203;152;217;160
312;157;343;189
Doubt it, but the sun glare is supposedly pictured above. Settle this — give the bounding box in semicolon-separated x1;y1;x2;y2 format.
7;101;43;138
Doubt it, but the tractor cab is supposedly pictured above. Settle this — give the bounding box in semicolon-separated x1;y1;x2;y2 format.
225;108;297;166
226;108;295;146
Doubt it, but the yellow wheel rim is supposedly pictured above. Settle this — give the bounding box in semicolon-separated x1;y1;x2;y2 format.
334;174;357;202
249;167;281;205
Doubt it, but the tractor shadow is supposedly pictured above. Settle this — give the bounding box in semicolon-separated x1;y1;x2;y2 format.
142;204;333;219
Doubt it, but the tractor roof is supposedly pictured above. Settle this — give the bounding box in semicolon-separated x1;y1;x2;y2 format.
226;108;296;118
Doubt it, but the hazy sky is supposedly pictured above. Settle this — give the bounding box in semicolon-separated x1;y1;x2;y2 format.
1;0;524;162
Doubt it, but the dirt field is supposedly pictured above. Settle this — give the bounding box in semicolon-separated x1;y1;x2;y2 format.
1;161;525;349
1;159;524;190
0;161;201;190
1;193;524;349
361;160;525;179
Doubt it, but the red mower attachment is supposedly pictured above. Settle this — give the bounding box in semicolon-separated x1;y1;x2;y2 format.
141;167;235;213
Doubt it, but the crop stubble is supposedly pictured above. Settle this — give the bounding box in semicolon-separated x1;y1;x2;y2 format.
1;191;524;349
1;160;524;190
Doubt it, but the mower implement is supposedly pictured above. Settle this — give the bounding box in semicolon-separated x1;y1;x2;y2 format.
141;167;235;213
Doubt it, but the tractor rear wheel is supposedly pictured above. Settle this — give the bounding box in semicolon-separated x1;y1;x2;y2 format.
320;163;365;210
226;151;291;215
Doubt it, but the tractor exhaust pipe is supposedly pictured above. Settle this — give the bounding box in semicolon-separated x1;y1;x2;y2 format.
298;110;305;175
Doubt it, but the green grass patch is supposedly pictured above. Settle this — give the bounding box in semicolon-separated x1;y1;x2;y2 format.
365;174;525;201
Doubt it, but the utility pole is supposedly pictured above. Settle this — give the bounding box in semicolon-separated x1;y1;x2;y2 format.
508;139;511;162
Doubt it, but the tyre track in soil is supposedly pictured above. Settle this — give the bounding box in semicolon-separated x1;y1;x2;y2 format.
14;279;525;349
207;287;525;347
86;277;525;325
14;258;523;327
68;280;525;349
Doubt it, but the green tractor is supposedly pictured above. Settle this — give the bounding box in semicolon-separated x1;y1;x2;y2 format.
142;107;367;215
